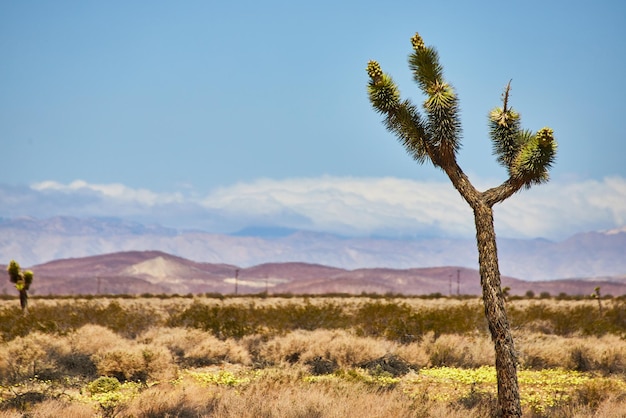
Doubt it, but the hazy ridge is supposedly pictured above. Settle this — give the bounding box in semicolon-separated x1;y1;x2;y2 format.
1;216;625;282
3;250;624;297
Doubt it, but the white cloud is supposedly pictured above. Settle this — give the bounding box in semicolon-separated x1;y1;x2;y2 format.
201;177;474;236
31;180;184;206
496;176;626;238
2;176;625;239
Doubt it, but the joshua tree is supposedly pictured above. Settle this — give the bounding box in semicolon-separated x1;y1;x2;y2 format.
366;32;557;417
7;260;34;313
591;286;603;315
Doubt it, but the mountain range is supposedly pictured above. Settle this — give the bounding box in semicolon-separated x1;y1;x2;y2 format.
0;216;625;282
3;250;626;297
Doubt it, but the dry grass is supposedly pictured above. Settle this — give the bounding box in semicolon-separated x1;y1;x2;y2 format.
139;326;252;367
119;369;491;418
256;329;395;369
516;332;626;374
2;296;626;417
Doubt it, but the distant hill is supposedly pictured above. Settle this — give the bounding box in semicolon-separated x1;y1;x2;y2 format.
7;250;626;297
1;216;625;281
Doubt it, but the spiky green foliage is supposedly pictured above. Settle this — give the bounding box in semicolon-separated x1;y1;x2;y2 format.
7;260;32;290
367;33;461;168
7;260;34;311
489;106;522;169
7;260;20;283
368;32;557;192
489;84;557;187
22;270;34;291
511;127;557;186
367;61;400;113
367;60;430;164
408;33;461;163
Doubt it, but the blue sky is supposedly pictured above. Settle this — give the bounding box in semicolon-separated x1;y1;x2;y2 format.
1;0;625;240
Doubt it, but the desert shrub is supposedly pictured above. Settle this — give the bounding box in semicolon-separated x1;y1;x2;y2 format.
0;333;67;383
257;329;395;369
516;333;568;370
353;301;486;342
424;333;494;368
120;381;215;418
56;351;98;379
598;347;626;375
86;376;121;395
0;300;161;342
93;344;176;382
167;301;257;338
359;354;411;377
516;333;626;375
571;379;619;411
202;369;418;418
0;390;49;413
0;329;105;383
68;326;176;382
353;301;417;341
90;301;161;338
167;300;350;338
307;356;339;375
139;327;251;367
69;325;126;356
0;305;62;341
392;341;430;368
456;385;498;415
18;399;96;417
569;346;595;372
13;398;95;418
510;301;626;337
120;370;425;418
580;396;626;418
258;300;349;332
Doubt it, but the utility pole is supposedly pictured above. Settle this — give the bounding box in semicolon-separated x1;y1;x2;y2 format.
457;269;460;296
234;269;239;296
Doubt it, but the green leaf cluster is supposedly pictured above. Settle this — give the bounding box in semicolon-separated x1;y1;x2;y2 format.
489;89;557;187
367;32;461;168
366;32;557;190
7;260;33;291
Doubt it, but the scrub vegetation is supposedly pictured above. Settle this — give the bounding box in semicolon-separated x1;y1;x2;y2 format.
1;295;625;417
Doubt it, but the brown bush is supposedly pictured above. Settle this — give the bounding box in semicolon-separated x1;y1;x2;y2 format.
257;329;396;369
20;399;95;418
93;343;176;382
0;333;56;383
139;327;251;367
516;333;626;374
423;333;494;368
119;381;214;418
68;324;126;355
204;369;417;418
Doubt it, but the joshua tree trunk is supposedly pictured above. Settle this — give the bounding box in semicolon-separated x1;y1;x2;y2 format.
474;204;521;417
19;288;28;313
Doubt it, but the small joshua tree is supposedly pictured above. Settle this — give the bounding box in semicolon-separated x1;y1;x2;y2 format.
366;32;557;417
7;260;34;313
591;286;603;315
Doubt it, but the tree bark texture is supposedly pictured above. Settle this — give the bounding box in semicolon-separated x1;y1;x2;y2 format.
473;203;521;418
19;289;28;313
